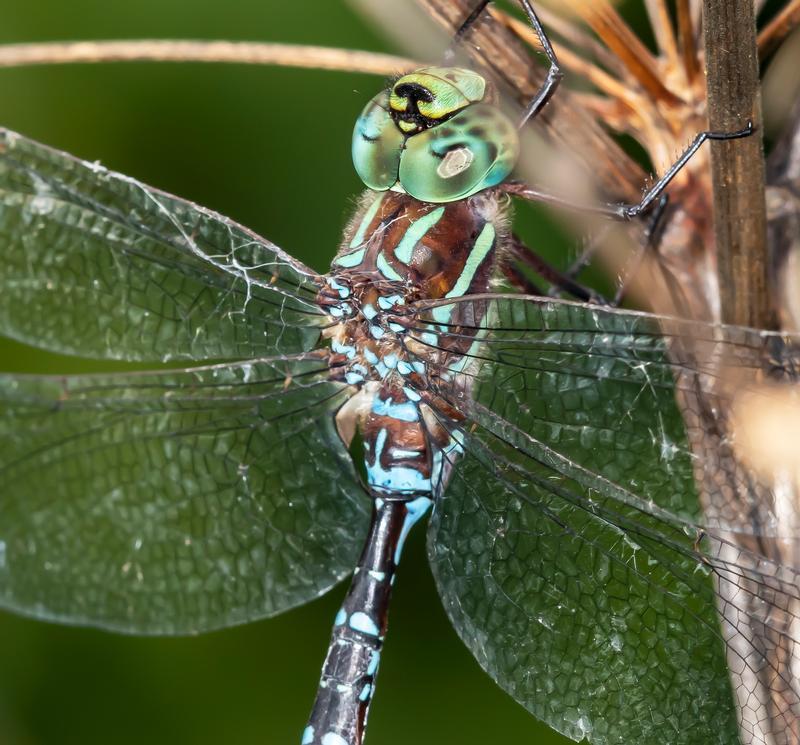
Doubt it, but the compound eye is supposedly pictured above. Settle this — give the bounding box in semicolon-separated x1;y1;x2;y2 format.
389;67;487;129
352;91;404;191
398;103;520;203
390;79;466;123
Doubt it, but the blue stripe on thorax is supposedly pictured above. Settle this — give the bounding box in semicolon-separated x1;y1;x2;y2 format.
333;193;384;270
393;206;445;264
376;253;403;281
431;222;496;325
334;247;366;268
349;193;384;249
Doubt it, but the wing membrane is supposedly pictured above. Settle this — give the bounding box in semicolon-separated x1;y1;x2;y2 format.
415;295;800;744
411;294;786;531
0;356;369;634
428;427;739;744
0;128;324;362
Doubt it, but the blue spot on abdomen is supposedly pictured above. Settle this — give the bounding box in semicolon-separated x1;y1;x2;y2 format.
349;611;380;637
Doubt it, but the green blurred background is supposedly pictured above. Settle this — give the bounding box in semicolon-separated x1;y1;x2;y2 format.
0;1;680;744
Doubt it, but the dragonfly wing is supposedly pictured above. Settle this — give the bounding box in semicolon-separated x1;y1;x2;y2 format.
418;295;800;744
428;429;736;744
0;128;324;362
0;356;369;634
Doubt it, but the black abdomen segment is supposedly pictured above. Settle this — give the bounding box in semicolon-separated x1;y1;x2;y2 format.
302;493;430;745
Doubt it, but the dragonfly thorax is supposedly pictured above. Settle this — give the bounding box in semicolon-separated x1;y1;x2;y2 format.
352;66;520;203
323;276;413;388
323;188;503;405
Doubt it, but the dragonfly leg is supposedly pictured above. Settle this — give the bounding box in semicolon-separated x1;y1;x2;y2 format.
515;0;563;126
505;233;608;303
449;0;492;52
502;122;754;220
604;193;697;316
555;228;610;293
612;194;670;306
302;492;431;745
497;251;545;296
448;1;562;125
512;192;684;308
507;195;678;307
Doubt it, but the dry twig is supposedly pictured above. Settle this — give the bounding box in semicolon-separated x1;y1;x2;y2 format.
0;40;415;77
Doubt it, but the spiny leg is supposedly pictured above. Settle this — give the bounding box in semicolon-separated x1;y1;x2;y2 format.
498;254;545;296
557;228;610;293
509;195;678;307
573;194;694;314
447;0;562;125
612;194;670;306
516;0;563;125
553;196;672;305
448;0;493;51
631;196;697;319
541;194;673;305
502;125;752;306
502;122;754;220
504;233;607;303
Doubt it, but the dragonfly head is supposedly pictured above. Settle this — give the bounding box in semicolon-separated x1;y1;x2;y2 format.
352;66;519;204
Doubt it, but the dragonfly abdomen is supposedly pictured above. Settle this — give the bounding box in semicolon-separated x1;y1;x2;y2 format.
302;415;434;745
302;496;421;745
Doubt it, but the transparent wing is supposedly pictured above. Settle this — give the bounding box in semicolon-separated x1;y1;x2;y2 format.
0;355;369;634
0;128;324;362
429;426;738;744
412;295;800;744
414;295;793;534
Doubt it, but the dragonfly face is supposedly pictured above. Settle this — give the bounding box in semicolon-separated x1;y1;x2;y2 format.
352;66;519;202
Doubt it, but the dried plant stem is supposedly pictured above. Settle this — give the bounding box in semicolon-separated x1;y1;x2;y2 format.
759;0;800;60
676;0;701;84
569;0;681;107
643;0;683;80
703;0;773;329
0;40;415;77
504;3;623;76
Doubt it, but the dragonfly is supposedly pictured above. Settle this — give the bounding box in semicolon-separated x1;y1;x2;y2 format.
0;1;798;744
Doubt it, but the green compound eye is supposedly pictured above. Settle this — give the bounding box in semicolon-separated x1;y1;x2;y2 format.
398;103;520;203
389;67;486;121
352;68;520;203
352;91;405;191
